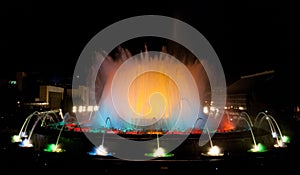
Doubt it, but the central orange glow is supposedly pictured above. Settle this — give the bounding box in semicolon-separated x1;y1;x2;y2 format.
128;71;180;119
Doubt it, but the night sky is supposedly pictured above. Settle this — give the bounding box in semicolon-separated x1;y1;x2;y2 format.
1;1;299;87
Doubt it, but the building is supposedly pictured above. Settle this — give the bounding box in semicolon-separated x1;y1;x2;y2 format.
226;70;276;115
226;70;300;120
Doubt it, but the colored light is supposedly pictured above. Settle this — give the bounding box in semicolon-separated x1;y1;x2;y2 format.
11;135;22;143
145;147;174;158
44;143;64;152
88;145;113;156
19;139;33;147
282;135;290;143
249;143;267;152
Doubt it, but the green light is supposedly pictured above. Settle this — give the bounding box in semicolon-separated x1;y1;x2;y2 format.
282;135;290;143
44;143;64;152
257;143;266;152
145;147;174;158
248;143;267;152
144;152;174;158
44;144;56;152
11;135;22;143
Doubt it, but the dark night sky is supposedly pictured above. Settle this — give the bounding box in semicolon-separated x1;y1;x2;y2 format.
1;1;299;87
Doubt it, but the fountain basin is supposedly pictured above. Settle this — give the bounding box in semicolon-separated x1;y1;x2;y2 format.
28;125;274;159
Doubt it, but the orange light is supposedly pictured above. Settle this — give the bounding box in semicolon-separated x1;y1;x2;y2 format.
128;71;180;119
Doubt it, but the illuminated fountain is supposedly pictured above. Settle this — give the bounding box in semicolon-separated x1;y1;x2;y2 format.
80;44;206;134
43;124;65;153
88;117;113;156
193;117;224;157
12;110;63;148
19;116;43;148
14;44;291;160
237;114;266;152
11;111;39;143
200;126;224;156
202;127;224;156
144;133;174;158
82;47;208;160
254;112;290;148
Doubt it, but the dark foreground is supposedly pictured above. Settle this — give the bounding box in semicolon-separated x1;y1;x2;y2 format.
1;144;299;175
